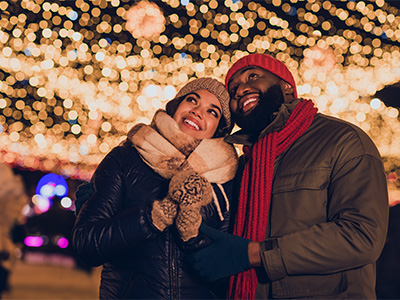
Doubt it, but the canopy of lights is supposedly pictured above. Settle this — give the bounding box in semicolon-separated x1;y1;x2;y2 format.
1;0;400;203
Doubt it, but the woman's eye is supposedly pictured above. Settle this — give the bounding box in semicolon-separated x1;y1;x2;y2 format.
209;110;219;118
187;96;197;103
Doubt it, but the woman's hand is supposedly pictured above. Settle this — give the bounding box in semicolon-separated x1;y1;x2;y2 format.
169;170;212;241
151;198;178;232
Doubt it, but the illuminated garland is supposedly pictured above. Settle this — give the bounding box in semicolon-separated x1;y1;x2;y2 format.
0;0;399;203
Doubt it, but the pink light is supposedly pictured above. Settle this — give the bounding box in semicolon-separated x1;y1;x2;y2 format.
57;237;69;249
126;1;165;39
24;236;44;247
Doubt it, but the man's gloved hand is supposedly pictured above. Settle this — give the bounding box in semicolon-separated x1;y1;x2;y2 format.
168;170;212;241
185;223;252;282
74;182;94;216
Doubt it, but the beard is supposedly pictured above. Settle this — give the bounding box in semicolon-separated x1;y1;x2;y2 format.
232;84;285;134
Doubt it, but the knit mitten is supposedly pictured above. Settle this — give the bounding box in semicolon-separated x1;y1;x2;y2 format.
169;170;213;242
151;198;178;232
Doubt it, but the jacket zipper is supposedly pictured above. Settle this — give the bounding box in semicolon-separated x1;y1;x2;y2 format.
171;232;179;299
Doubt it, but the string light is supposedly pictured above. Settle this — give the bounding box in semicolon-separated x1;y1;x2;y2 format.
1;0;400;204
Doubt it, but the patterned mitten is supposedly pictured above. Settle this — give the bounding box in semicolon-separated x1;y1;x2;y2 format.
151;198;178;232
169;170;213;242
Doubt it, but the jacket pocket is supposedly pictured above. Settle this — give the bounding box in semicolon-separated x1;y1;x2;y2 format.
273;167;330;194
271;272;347;299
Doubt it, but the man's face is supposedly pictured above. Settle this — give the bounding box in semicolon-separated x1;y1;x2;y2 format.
227;66;285;132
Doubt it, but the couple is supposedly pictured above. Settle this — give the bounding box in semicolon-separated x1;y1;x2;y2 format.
72;54;389;299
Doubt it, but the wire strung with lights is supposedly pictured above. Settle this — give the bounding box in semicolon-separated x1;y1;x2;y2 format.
0;0;399;203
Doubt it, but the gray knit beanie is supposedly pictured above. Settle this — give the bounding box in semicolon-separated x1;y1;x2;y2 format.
166;77;232;137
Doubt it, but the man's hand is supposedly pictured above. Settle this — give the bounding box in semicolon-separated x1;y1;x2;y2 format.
248;241;261;267
185;223;253;282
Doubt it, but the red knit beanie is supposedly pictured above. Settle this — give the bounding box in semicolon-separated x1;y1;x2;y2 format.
225;54;298;98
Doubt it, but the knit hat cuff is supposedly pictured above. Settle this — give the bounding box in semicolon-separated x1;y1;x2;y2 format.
225;54;298;99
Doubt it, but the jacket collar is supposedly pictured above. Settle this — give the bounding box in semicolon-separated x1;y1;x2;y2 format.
225;99;302;146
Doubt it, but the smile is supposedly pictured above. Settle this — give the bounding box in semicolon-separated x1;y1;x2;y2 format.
241;96;259;113
243;97;258;108
183;118;200;130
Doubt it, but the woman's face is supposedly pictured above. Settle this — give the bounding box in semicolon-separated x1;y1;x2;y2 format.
173;89;222;139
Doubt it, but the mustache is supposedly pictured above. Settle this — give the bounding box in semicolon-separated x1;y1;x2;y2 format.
232;85;284;133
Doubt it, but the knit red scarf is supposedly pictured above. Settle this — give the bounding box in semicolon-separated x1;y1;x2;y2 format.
228;99;317;300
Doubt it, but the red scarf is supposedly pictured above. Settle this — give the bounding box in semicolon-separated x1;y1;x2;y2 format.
228;100;318;299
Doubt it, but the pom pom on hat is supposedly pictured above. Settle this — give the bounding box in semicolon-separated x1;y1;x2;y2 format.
225;54;298;99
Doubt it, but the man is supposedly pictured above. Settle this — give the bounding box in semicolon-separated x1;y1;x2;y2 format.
186;53;389;299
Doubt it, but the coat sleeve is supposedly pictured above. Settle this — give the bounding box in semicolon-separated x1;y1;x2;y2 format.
72;147;159;267
261;144;389;280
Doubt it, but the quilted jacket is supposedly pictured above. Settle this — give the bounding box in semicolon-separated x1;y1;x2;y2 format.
72;144;232;299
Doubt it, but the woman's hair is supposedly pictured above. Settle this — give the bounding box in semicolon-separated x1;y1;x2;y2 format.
165;96;229;138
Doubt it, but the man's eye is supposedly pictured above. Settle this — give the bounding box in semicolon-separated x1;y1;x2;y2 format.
248;73;258;80
229;86;238;97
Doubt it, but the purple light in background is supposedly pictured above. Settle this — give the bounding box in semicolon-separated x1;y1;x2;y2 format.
35;173;69;199
57;237;69;249
24;236;43;247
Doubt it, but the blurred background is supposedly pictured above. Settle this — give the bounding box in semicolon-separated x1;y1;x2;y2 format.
0;0;400;298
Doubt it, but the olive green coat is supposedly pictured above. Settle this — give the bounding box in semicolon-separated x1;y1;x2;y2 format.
227;102;389;299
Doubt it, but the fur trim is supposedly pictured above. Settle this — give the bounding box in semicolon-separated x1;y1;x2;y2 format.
128;110;238;184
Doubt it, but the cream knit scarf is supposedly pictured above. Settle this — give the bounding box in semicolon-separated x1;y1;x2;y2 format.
127;110;238;219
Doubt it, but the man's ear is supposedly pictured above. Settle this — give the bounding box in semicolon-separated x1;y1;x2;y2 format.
282;82;294;95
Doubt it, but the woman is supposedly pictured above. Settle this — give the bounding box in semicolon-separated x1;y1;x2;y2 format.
72;77;238;299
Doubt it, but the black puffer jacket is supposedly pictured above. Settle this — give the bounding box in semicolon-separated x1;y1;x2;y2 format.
72;143;232;299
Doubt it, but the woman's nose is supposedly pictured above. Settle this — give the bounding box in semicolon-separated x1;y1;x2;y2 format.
190;108;203;119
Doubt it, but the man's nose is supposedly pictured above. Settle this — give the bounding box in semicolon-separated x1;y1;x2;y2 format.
236;82;251;97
